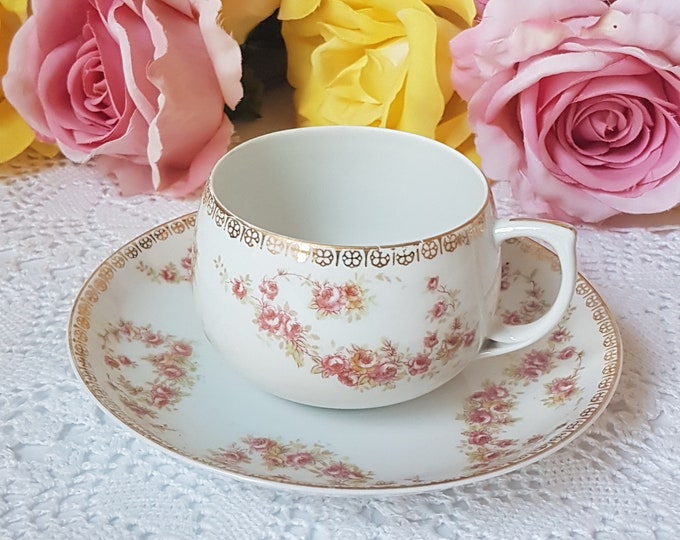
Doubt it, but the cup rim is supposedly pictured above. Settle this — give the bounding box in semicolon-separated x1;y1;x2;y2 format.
206;126;492;252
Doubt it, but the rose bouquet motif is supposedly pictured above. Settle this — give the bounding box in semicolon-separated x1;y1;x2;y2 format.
450;0;680;222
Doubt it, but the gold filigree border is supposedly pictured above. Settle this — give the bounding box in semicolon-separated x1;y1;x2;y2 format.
201;188;488;268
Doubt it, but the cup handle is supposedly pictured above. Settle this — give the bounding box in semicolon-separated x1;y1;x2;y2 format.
478;219;577;358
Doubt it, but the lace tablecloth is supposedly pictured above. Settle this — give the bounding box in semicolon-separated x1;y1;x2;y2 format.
2;104;680;539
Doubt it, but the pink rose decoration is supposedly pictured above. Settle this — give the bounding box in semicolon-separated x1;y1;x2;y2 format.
450;0;680;222
2;0;242;196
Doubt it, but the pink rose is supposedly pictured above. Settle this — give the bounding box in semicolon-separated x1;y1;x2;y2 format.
281;319;304;344
2;0;242;196
468;408;493;425
462;330;476;348
483;384;509;401
159;364;185;380
258;279;279;301
231;279;248;300
171;341;193;357
408;354;431;376
286;452;315;468
468;430;492;446
319;354;350;377
549;377;577;398
217;450;248;465
247;437;276;451
312;284;346;316
367;361;399;385
423;331;439;349
149;384;175;408
450;0;680;222
430;301;448;320
557;346;578;360
142;330;163;346
502;311;522;326
257;305;285;334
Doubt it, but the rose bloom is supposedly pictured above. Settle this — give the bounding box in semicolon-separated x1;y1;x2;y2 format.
549;377;577;398
217;449;248;465
281;318;304;344
172;341;193;357
430;300;448;320
423;331;439;349
467;408;493;425
407;353;431;376
467;430;492;446
2;0;242;195
247;437;276;451
104;355;120;369
462;330;476;347
349;348;379;372
257;305;285;334
142;330;164;347
501;311;522;326
286;452;315;468
231;279;248;300
483;384;509;401
312;284;346;316
451;0;680;222
279;0;478;157
149;383;175;408
319;353;350;377
159;268;178;282
523;350;551;371
557;346;578;360
258;279;279;301
159;364;185;380
337;370;360;388
343;283;364;312
368;361;399;385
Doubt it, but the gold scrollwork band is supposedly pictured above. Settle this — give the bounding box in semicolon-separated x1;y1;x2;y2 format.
201;189;487;268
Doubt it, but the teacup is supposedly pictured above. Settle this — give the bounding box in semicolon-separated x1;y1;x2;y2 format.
193;126;576;409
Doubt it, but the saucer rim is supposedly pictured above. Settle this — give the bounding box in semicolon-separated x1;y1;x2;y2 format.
67;212;623;496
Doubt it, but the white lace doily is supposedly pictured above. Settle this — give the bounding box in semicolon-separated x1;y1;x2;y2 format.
2;109;680;538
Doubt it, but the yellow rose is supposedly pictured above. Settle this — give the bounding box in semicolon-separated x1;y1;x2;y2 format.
0;0;56;162
279;0;478;161
218;0;280;44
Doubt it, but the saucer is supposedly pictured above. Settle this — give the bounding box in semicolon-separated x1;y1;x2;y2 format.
68;213;622;495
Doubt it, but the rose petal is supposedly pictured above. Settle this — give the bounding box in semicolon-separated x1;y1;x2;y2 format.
194;0;243;109
2;17;53;140
143;0;232;191
108;1;159;123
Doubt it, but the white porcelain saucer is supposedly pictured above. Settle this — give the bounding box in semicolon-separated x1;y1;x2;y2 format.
68;213;622;495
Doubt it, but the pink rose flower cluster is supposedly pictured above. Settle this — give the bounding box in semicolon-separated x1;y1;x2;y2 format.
2;0;242;196
451;0;680;222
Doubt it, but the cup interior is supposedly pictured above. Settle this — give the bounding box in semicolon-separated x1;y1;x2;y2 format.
210;126;489;246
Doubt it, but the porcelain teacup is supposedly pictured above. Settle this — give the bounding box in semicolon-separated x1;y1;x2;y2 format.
193;126;577;409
